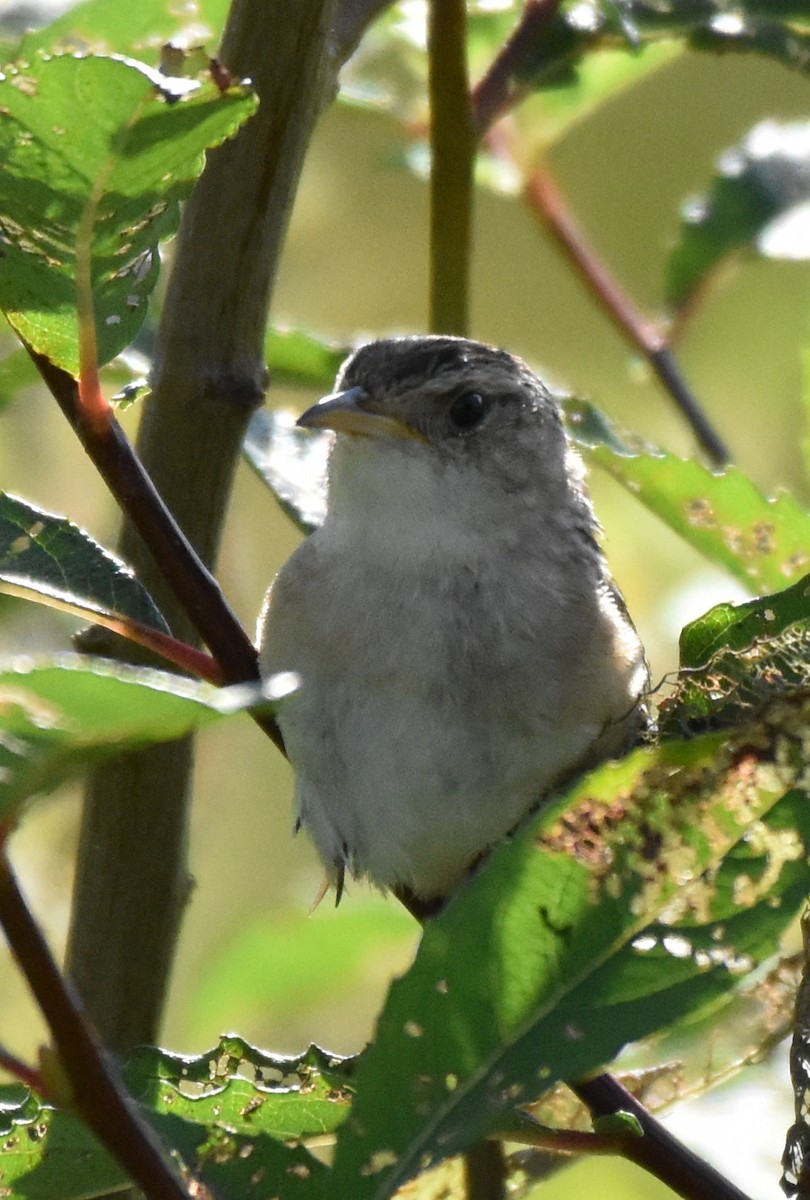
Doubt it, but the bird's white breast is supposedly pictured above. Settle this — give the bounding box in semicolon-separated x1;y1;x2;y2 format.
260;436;645;899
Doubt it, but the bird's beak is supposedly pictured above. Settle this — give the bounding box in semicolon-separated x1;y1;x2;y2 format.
297;386;425;441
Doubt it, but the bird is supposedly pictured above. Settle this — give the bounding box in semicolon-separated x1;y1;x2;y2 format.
258;335;649;910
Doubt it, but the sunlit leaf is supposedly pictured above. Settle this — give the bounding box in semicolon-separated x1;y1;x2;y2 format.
679;571;810;669
565;398;810;593
244;409;329;534
661;599;810;737
0;491;169;633
16;0;231;64
0;54;257;374
126;1037;355;1140
0;1039;342;1200
668;120;810;309
0;655;253;820
331;701;810;1198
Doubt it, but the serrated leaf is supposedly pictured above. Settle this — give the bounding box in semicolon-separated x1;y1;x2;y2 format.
0;1095;125;1200
0;491;169;633
330;704;810;1198
679;572;810;669
668;119;810;308
565;398;810;593
0;54;257;374
661;599;810;737
17;0;231;65
0;1040;337;1200
0;655;249;820
125;1037;355;1141
244;409;329;534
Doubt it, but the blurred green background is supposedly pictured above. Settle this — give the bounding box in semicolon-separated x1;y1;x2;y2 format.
1;6;809;1196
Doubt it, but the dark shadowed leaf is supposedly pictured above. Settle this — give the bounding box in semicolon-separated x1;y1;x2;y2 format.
330;704;810;1198
565;398;810;593
0;54;256;374
461;3;810;142
244;409;329;534
0;491;168;632
668;119;810;308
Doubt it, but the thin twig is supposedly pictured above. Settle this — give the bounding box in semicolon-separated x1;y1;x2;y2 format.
428;0;475;336
470;0;565;135
0;847;202;1200
523;167;731;466
572;1074;754;1200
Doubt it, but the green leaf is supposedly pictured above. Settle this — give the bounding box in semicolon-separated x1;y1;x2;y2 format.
125;1037;355;1141
0;54;257;374
0;491;169;633
266;327;347;390
330;704;810;1198
17;0;231;64
0;655;249;820
565;398;810;593
679;572;810;669
668;119;810;309
0;1093;124;1200
244;409;329;534
515;3;810;97
0;1041;343;1200
660;576;810;736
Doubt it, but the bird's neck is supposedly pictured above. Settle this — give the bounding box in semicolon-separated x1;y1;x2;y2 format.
322;436;601;572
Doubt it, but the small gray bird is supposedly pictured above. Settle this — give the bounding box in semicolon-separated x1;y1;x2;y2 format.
259;336;648;907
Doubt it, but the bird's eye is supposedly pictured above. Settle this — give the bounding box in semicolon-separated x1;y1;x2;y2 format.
448;391;488;430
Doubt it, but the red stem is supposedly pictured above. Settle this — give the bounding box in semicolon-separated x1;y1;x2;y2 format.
524;167;730;466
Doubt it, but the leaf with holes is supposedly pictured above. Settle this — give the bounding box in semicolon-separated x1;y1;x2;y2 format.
659;573;810;737
0;1039;350;1200
330;703;810;1198
679;572;810;670
0;53;257;374
0;491;168;633
668;119;810;309
565;398;810;593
